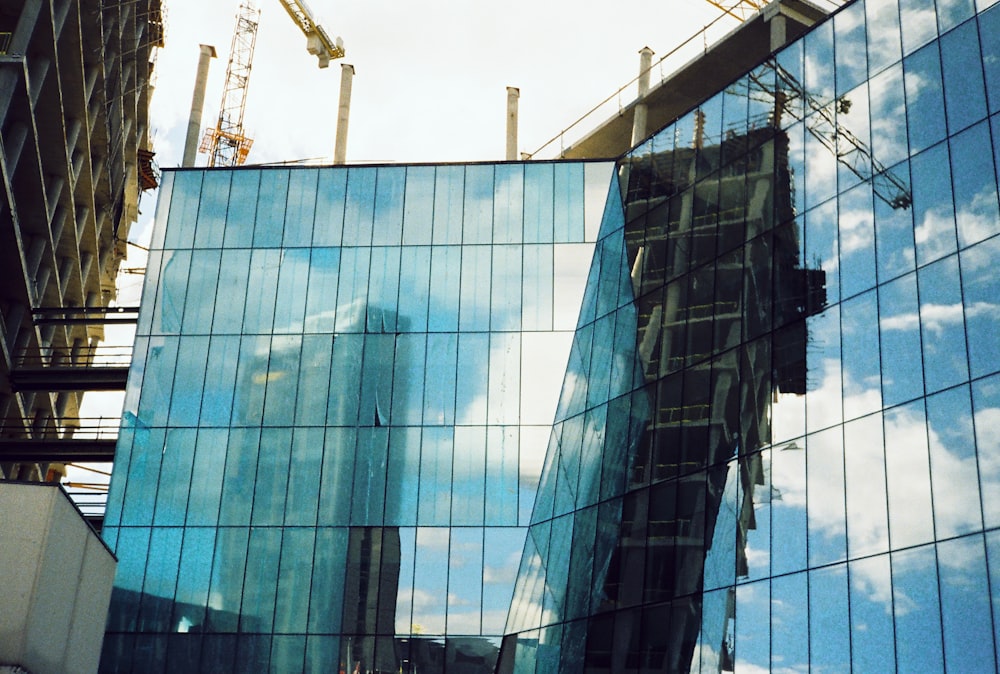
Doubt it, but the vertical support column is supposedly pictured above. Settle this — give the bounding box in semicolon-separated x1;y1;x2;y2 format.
630;47;654;148
334;63;355;165
506;86;519;161
182;44;216;168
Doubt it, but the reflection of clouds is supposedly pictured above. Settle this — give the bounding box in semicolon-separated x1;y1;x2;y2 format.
769;359;1000;611
881;301;1000;335
838;207;875;257
956;185;1000;247
913;206;954;261
483;554;520;585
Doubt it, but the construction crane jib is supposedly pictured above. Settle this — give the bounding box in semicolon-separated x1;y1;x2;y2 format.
277;0;345;68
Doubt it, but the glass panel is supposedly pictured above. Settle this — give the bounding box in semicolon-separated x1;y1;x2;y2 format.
163;171;202;249
194;171;230;248
433;165;465;244
884;401;935;548
186;429;228;527
423;333;457;425
273;529;315;633
904;42;947;154
806;427;847;566
419;428;454;525
927;385;982;536
460;245;492;331
282;169;318;247
868;63;908;170
138;527;181;630
464;164;495;244
892;545;943;671
771;571;809;671
372;166;405;246
805;305;842;433
172;528;215;633
252;169;288;247
838;183;877;299
866;0;903;74
211;249;250;335
938;535;996;671
973;375;1000;529
351;428;388;525
317;428;356;523
936;0;976;33
284;427;323;526
262;335;302;425
844;413;889;558
166;336;209;427
453;426;486;526
447;528;484;634
950;121;1000;248
343;167;376;246
878;272;924;406
850;554;896;671
834;0;869;96
940;19;988;134
413;528;450;634
494;164;524;244
428;246;461;332
218;428;261;526
841;290;882;420
809;565;850;672
242;249;280;335
241;528;282;634
398;246;431;331
899;0;938;55
982;4;1000;114
485;428;519;526
153;428;196;526
403;166;434;245
553;163;584;243
224;170;259;248
770;437;807;576
313;168;347;246
307;528;347;634
918;255;969;393
251;428;292;526
387;428;421;526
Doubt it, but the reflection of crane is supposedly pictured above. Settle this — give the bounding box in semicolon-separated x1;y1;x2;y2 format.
199;1;346;167
278;0;345;67
199;2;260;167
749;60;913;209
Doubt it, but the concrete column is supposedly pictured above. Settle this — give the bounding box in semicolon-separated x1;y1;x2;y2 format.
506;86;519;161
334;63;355;165
182;44;216;168
770;13;788;52
630;46;654;148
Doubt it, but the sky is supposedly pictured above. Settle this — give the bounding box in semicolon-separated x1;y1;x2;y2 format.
73;0;740;507
149;0;734;169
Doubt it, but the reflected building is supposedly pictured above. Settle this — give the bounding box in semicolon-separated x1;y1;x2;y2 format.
101;0;1000;672
100;162;614;672
499;0;1000;672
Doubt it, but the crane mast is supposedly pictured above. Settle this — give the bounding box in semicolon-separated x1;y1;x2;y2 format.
199;2;260;167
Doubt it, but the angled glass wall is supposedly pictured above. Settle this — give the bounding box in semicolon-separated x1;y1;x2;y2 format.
100;160;614;673
500;0;1000;671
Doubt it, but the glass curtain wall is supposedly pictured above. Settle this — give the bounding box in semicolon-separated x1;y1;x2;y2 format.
500;0;1000;671
100;160;613;673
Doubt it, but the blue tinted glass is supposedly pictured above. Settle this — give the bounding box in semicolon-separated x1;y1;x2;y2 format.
866;0;903;74
918;255;969;392
253;170;288;247
950;121;1000;248
904;43;947;154
283;169;318;247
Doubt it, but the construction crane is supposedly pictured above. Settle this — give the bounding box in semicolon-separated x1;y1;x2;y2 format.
704;0;768;22
277;0;345;67
199;2;260;167
199;1;345;167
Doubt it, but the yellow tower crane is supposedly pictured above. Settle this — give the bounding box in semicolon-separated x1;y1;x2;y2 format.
199;0;345;167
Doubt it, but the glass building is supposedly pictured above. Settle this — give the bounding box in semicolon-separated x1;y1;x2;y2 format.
498;0;1000;672
99;161;615;671
102;0;1000;671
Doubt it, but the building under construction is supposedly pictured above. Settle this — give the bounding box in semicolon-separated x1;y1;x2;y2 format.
0;2;161;669
0;0;160;483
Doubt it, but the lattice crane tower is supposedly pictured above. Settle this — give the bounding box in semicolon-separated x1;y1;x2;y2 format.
199;2;260;167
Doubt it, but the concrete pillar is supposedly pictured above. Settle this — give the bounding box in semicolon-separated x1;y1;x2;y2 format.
182;44;216;168
334;63;355;165
770;13;788;52
630;47;654;148
506;86;519;161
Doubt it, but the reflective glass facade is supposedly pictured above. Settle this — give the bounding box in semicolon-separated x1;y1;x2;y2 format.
100;161;615;672
103;0;1000;671
499;0;1000;671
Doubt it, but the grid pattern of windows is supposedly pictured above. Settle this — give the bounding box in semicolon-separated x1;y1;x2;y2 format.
499;0;1000;671
100;161;614;672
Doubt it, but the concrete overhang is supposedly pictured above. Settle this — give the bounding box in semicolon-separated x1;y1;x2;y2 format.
560;0;830;159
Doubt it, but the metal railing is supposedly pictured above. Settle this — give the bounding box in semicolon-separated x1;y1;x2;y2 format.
14;344;133;369
529;0;850;158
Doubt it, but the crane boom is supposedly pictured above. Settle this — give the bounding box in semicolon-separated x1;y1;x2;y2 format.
277;0;345;67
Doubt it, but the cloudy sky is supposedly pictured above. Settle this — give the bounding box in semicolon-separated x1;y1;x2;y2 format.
148;0;739;169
